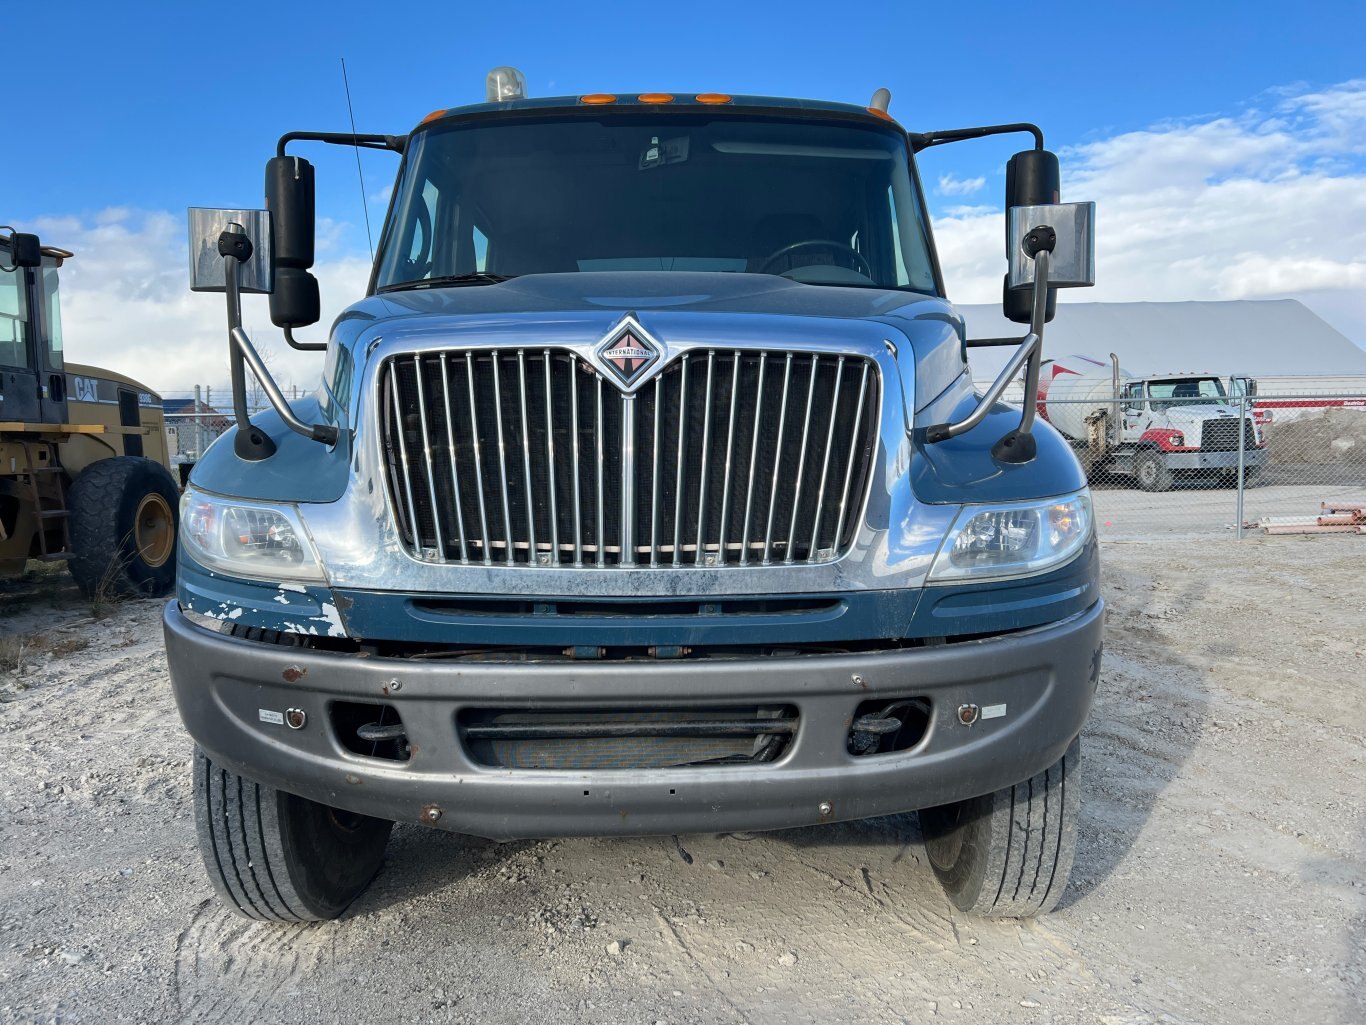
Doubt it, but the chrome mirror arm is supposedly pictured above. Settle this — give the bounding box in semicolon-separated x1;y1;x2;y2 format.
925;237;1054;464
220;223;337;461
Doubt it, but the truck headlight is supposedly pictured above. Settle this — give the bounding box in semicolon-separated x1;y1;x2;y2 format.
180;489;326;583
927;491;1092;583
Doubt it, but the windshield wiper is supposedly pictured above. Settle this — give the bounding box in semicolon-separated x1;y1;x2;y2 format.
379;272;515;292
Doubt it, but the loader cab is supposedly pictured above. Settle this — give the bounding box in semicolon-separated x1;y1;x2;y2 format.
0;234;69;426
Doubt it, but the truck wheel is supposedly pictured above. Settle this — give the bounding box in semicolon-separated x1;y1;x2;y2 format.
919;735;1081;918
1134;449;1172;492
67;456;180;598
193;748;392;922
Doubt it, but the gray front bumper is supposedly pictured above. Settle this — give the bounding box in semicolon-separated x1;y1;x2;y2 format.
164;599;1103;840
1167;448;1269;469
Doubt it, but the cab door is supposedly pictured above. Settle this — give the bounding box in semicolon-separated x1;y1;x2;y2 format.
0;255;41;424
34;258;69;425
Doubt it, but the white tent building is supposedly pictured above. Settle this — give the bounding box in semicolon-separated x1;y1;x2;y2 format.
960;299;1366;397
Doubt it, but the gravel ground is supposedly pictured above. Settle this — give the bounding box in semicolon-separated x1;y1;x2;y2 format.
0;538;1362;1025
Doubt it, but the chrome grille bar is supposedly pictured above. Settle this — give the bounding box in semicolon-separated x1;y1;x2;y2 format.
387;368;422;551
412;354;446;561
784;355;820;564
516;351;537;561
762;353;793;565
716;353;742;562
490;352;514;565
833;361;871;550
808;357;845;559
739;353;766;566
438;355;468;562
543;351;559;563
465;352;491;564
380;347;877;568
594;374;605;567
672;354;689;567
694;351;716;565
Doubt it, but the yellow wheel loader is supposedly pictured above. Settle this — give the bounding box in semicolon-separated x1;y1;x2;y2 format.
1;228;179;596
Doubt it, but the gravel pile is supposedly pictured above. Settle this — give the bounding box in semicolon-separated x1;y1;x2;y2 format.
1268;406;1366;464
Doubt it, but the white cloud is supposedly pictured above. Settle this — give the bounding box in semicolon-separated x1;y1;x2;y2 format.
30;209;370;398
933;80;1366;347
937;173;986;197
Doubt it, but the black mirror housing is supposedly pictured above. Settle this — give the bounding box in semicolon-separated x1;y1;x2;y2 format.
272;267;321;329
1003;149;1060;324
265;156;320;328
11;232;42;268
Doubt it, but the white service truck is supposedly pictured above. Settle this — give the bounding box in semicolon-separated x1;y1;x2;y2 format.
1030;355;1267;491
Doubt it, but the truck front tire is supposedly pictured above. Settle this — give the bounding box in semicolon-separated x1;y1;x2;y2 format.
193;748;392;922
67;456;180;598
919;735;1081;917
1134;449;1172;492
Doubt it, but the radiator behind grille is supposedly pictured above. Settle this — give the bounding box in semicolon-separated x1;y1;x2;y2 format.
381;348;878;567
1199;417;1256;452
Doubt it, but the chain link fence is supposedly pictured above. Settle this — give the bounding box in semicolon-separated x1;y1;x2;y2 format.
1041;392;1366;540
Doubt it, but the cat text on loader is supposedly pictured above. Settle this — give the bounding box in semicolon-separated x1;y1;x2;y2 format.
0;229;180;596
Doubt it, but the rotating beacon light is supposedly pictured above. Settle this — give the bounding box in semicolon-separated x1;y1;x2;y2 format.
486;67;528;102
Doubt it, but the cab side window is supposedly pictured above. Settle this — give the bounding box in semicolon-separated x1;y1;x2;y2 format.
0;269;30;370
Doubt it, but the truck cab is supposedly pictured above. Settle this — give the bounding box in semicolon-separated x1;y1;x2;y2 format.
1120;372;1267;488
166;74;1102;923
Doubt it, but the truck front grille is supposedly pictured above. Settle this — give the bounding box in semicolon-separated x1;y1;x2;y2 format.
1200;417;1256;451
380;349;879;567
457;705;799;769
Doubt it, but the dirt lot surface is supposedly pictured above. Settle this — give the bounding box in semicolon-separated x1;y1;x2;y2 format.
1;539;1362;1025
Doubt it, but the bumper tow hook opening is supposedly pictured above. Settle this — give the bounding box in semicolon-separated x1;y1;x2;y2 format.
847;714;903;755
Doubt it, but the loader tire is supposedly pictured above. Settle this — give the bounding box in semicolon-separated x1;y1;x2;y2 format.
67;456;179;598
919;735;1081;918
193;747;392;922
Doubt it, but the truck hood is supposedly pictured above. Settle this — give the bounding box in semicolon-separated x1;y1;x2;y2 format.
333;271;969;413
1164;403;1243;423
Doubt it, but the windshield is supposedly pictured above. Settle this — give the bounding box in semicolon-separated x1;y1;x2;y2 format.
1147;377;1227;411
375;113;938;294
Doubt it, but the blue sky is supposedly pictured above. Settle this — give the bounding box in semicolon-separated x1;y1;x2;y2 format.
5;1;1365;392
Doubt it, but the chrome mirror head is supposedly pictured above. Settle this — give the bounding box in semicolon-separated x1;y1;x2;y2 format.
187;208;273;293
1007;201;1095;290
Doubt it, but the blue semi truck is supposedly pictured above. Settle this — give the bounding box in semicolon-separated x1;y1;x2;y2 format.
167;69;1101;922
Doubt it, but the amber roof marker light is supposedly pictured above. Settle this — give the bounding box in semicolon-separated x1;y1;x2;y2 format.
637;93;675;104
867;86;896;121
695;93;732;104
580;93;617;105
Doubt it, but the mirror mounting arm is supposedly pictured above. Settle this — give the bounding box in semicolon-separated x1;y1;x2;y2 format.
282;326;326;352
925;234;1055;461
275;131;406;158
908;122;1044;152
219;225;338;460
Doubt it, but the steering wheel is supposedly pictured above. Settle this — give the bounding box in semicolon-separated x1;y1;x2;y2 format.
757;239;874;278
399;199;434;280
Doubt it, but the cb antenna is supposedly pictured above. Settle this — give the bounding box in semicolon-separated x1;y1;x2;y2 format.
340;57;375;260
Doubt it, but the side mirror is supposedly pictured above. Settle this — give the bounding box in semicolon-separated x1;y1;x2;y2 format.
187;208;273;293
1006;202;1096;291
265;156;320;328
10;232;43;269
1002;149;1059;323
